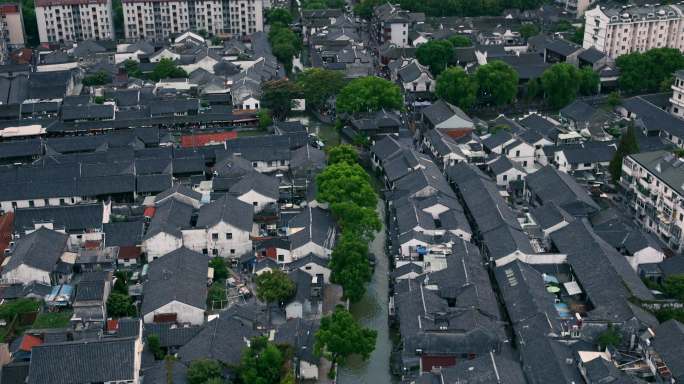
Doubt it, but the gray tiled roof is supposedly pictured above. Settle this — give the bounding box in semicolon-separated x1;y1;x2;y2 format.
142;247;209;316
550;220;656;323
526;165;599;215
4;228;68;273
144;323;202;348
622;96;684;137
145;199;194;240
28;337;138;384
288;206;337;250
104;220;144;247
229;172;279;200
14;203;103;234
653;319;684;382
438;353;526;384
178;314;259;365
629;150;684;196
142;360;188;384
196;194;253;232
155;184;202;205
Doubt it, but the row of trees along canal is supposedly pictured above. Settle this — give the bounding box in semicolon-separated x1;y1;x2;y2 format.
246;145;382;381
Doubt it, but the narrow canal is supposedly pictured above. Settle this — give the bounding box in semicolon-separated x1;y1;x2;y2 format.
337;200;394;383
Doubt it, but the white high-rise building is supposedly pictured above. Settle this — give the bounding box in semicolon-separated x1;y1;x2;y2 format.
583;4;684;58
670;70;684;118
35;0;114;43
0;4;25;48
122;0;263;41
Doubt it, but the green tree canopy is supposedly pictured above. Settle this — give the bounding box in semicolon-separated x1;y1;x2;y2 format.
336;76;403;114
475;60;518;106
315;307;377;370
207;284;227;308
123;59;142;78
435;66;478;110
83;71;110;86
353;0;382;18
597;324;622;349
616;48;684;94
448;35;472;47
519;24;540;39
525;77;542;101
416;40;454;75
301;0;345;9
149;58;187;81
236;336;286;384
107;292;136;318
268;25;301;73
540;63;581;109
0;299;39;321
257;109;273;130
266;8;293;25
578;66;600;96
327;144;358;165
329;234;373;301
607;91;621;108
331;202;380;242
296;68;345;111
316;162;377;208
609;124;639;183
261;79;301;120
187;359;223;384
662;274;684;301
209;257;229;281
147;334;164;360
255;270;295;306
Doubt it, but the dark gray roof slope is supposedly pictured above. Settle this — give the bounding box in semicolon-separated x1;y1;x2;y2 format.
28;337;137;384
14;204;103;234
145;199;194;240
622;96;684;137
653;319;684;382
629;150;684;196
550;221;656;323
155;184;202;205
144;323;202;348
526;165;599;216
438;353;526;384
143;360;188;384
178;314;258;365
142;247;209;316
4;228;68;273
229;172;279;200
196;194;253;232
288;206;336;250
104;220;144;247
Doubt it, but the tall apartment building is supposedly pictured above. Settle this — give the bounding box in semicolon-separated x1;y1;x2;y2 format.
35;0;115;43
122;0;263;41
670;70;684;118
372;3;418;48
621;150;684;252
583;4;684;58
0;4;25;48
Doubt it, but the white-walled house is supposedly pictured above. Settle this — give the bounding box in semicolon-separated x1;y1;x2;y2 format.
143;199;194;261
488;156;527;188
229;172;279;213
189;195;254;259
503;139;536;172
395;59;435;93
2;228;69;285
287;253;331;284
141;247;209;326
